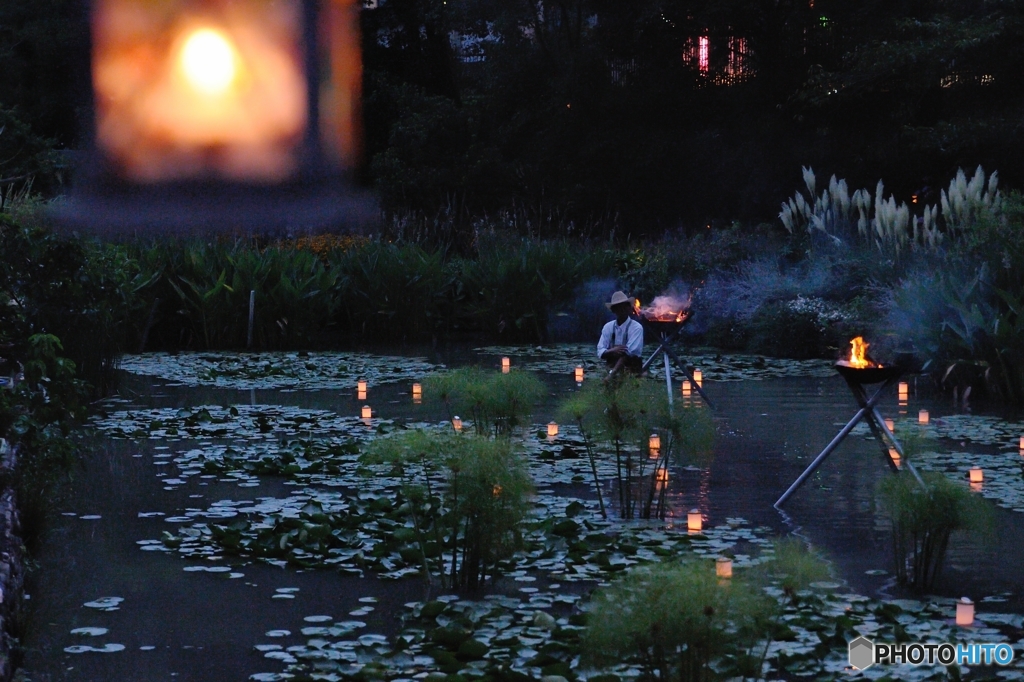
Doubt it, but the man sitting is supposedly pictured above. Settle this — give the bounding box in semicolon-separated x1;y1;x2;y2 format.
597;291;644;377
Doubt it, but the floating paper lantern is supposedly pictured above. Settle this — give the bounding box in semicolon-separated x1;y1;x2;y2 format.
884;418;895;432
956;597;974;626
716;556;733;579
412;383;422;403
649;434;661;452
360;405;371;419
501;357;510;373
681;380;691;396
357;379;367;393
687;509;702;533
919;409;929;424
574;366;584;383
969;467;983;483
898;382;909;396
693;370;703;388
888;448;901;467
452;416;462;432
547;422;559;438
1019;435;1024;450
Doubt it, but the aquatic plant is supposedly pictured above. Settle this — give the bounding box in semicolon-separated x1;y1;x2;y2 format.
878;471;992;590
424;368;545;437
559;378;715;520
365;430;533;589
584;559;775;682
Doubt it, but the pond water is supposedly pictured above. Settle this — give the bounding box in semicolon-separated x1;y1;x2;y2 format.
19;344;1024;681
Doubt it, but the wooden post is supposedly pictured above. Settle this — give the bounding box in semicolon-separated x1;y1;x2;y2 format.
247;290;255;349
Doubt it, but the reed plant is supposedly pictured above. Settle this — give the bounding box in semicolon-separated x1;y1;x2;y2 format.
423;368;545;437
584;560;774;682
559;378;715;519
365;430;533;589
878;471;992;590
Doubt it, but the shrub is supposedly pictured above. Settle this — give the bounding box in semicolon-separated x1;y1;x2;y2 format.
559;378;715;519
878;471;992;590
424;368;545;437
365;430;533;589
584;560;774;682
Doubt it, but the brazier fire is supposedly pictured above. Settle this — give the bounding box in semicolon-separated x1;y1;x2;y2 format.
775;336;925;508
633;293;713;408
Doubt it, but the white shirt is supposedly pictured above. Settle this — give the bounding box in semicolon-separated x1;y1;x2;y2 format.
597;317;644;359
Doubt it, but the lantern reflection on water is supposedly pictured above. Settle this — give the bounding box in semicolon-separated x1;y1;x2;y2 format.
65;0;370;232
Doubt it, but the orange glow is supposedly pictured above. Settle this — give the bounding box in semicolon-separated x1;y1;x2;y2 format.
898;382;909;396
716;556;733;578
638;294;691;322
360;405;371;419
687;509;702;533
412;383;422;396
574;366;584;383
91;0;360;182
656;468;669;483
357;380;367;393
492;484;502;498
501;357;510;373
681;380;691;396
693;369;703;387
847;336;876;368
919;409;929;424
956;598;974;626
357;390;366;401
452;416;462;432
547;422;559;438
649;433;661;452
884;418;894;432
969;467;983;483
888;448;901;467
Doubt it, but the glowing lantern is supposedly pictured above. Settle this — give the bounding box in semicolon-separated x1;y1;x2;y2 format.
956;597;974;626
716;556;733;579
918;409;929;424
656;468;669;484
693;369;703;388
574;366;584;383
888;448;901;467
357;390;367;401
452;416;462;432
360;405;371;419
687;509;702;533
649;434;661;453
501;357;511;373
547;422;559;438
969;467;984;483
412;383;422;404
681;380;691;397
898;382;909;397
61;0;371;233
357;380;367;393
1019;435;1024;450
884;418;894;432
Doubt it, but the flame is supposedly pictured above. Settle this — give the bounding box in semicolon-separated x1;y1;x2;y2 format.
639;293;692;322
846;336;880;368
633;298;641;314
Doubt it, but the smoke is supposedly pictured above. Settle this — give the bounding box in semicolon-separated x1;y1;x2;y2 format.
547;277;619;342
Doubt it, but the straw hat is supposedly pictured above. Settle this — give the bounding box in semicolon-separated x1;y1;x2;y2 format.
605;291;635;310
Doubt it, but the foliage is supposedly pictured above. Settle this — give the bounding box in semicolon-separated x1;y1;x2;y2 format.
878;471;992;590
364;430;533;589
462;233;613;342
0;216;146;390
584;559;773;682
0;333;89;545
559;378;714;519
424;368;545;437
